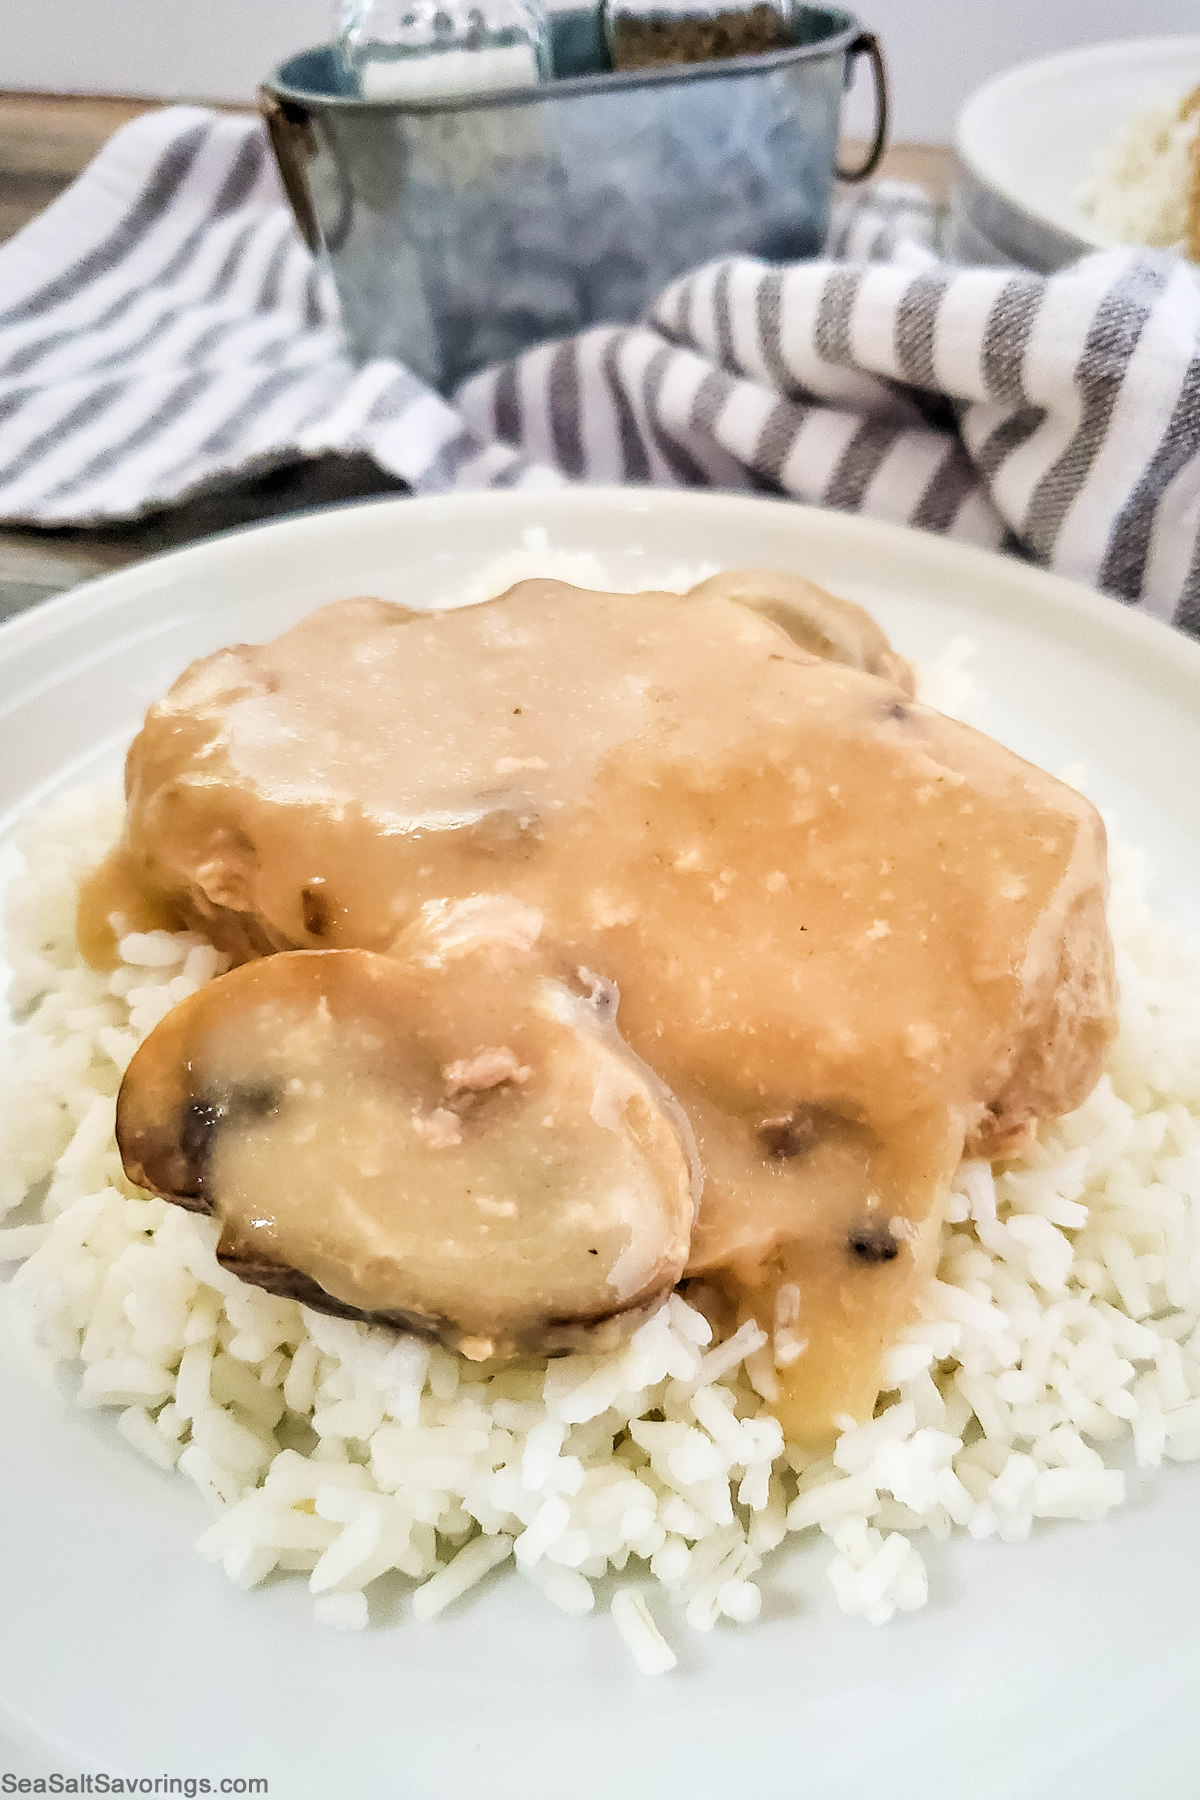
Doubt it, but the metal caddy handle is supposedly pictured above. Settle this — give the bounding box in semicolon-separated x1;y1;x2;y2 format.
835;30;888;183
260;90;323;253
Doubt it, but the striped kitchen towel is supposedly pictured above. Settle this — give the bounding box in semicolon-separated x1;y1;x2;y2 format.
2;105;1199;631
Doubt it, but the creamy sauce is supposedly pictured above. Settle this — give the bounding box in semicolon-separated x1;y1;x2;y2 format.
97;576;1117;1444
77;845;183;968
116;930;697;1361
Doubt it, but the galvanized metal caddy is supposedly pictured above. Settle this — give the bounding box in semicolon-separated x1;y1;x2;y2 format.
262;6;886;393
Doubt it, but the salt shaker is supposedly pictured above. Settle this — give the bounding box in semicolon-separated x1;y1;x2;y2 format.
603;0;790;72
338;0;553;101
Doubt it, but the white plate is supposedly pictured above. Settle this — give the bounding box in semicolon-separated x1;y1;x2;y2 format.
3;489;1200;1800
954;36;1200;273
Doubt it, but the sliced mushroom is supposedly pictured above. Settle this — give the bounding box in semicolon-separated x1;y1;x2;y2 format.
116;936;698;1360
688;568;915;694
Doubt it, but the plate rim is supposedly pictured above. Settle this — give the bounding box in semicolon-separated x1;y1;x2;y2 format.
2;487;1199;688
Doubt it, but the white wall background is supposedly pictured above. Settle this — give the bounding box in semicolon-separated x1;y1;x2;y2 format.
5;0;1199;142
842;0;1200;142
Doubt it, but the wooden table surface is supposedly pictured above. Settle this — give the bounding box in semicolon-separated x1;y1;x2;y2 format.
0;92;954;623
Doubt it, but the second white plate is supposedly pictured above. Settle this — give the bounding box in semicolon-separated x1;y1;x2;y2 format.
954;35;1200;272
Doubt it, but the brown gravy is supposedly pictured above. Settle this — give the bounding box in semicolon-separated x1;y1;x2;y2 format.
90;576;1117;1443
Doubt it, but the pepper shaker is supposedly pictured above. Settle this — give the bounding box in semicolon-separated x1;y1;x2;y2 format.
602;0;791;72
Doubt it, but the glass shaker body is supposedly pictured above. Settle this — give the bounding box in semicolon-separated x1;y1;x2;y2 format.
338;0;553;101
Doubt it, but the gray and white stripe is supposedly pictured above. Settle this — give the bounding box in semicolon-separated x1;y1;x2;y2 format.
1;111;1198;634
0;107;544;524
464;189;1200;627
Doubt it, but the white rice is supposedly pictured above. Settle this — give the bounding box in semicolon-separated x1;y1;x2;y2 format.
1079;86;1199;257
2;576;1200;1673
611;1589;678;1675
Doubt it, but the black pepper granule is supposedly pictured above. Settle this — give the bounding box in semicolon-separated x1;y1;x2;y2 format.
847;1218;900;1265
302;882;330;937
757;1104;819;1160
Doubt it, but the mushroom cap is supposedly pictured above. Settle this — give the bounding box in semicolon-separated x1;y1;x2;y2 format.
116;940;698;1360
687;569;915;694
